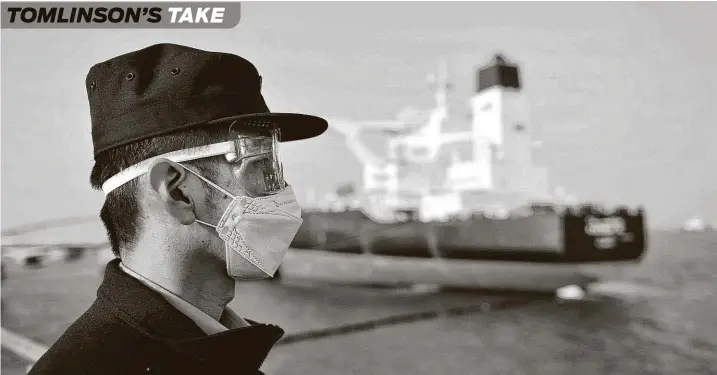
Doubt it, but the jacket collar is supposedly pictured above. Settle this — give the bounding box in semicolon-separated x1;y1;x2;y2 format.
97;258;285;371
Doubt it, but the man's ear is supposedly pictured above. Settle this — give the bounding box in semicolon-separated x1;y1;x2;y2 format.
147;158;196;225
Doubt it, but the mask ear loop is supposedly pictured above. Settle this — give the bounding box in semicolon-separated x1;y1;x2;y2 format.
177;164;237;229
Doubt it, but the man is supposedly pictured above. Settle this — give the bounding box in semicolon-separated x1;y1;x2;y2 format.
29;43;327;375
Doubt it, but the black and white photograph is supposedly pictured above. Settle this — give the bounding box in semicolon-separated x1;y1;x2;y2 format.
1;1;716;374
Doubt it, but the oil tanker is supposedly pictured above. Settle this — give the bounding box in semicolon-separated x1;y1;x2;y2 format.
281;54;647;291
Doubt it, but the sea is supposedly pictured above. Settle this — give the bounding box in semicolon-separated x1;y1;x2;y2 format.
2;230;716;375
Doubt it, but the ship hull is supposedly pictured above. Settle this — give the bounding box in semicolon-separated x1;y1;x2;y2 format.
285;207;646;290
291;208;646;262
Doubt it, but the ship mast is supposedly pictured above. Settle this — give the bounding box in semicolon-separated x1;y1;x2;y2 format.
427;59;451;114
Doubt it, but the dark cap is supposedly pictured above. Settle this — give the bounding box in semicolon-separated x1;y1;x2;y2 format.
86;43;328;158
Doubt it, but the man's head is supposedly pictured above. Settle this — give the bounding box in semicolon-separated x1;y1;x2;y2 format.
86;43;326;272
90;124;226;260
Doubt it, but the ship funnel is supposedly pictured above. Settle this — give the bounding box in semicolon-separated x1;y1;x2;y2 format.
476;53;521;93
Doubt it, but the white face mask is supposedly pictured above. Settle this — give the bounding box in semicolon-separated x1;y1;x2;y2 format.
181;166;303;280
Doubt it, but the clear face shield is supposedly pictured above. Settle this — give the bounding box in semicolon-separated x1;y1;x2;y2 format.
224;121;285;198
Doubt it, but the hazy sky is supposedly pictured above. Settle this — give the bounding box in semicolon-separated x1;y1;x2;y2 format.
2;2;716;232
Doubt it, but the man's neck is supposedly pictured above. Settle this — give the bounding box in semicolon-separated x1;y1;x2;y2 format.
121;248;235;321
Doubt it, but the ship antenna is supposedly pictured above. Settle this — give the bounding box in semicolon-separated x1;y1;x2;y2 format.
428;59;451;111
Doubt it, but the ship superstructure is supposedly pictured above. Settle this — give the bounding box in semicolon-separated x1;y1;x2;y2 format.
325;54;576;223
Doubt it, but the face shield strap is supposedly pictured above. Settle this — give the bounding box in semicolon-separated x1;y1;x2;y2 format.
101;141;236;195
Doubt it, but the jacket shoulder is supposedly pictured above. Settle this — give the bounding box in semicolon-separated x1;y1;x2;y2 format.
28;298;162;375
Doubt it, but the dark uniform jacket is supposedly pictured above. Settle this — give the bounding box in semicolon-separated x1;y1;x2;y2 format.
28;259;285;375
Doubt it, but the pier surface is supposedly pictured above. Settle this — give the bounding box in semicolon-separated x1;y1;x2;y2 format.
2;231;716;375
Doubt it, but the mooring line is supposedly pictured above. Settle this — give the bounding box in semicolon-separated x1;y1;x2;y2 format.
1;298;550;359
277;297;548;346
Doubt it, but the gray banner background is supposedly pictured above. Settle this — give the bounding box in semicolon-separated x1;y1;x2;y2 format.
1;2;241;28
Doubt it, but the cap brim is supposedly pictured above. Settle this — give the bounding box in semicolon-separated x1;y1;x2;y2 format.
207;112;328;142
